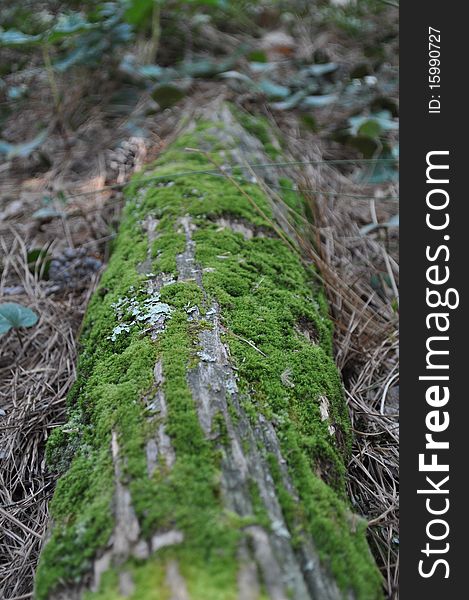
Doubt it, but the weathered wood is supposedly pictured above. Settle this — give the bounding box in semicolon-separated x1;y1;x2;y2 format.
35;103;382;600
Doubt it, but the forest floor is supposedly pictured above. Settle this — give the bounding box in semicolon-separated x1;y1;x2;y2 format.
0;2;399;598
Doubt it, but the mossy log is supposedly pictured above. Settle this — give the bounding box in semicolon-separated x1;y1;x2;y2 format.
35;103;382;600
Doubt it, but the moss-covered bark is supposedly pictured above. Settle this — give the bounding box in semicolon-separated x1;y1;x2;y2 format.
35;103;383;600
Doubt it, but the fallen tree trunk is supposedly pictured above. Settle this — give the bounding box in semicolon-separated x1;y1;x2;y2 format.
35;102;382;600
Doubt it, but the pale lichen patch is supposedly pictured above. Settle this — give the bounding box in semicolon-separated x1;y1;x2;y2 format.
108;287;172;341
319;396;336;437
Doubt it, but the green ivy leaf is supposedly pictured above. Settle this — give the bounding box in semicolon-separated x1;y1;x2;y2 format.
259;79;290;99
247;50;268;63
151;85;186;109
0;29;42;47
0;303;39;334
32;207;64;220
45;14;95;44
219;70;257;89
303;62;338;77
349;110;398;138
301;94;337;108
27;248;52;279
124;0;155;27
271;90;308;110
357;119;382;138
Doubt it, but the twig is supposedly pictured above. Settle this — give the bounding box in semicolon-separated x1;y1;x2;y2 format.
230;332;267;357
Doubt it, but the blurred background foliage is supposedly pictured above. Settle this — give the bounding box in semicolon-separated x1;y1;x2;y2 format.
1;0;398;175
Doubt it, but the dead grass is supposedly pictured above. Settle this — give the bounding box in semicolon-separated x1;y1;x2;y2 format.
276;122;399;599
0;80;142;598
0;235;96;599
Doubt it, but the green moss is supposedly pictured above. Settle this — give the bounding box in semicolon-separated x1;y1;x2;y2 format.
231;107;282;160
83;553;241;600
46;416;83;476
280;430;377;595
248;480;271;530
35;337;158;599
36;106;382;600
276;176;316;232
35;187;162;597
159;281;203;310
65;300;247;600
83;560;169;600
266;454;304;548
134;115;381;597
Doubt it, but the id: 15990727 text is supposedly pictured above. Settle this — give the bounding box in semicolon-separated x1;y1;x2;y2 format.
428;26;441;114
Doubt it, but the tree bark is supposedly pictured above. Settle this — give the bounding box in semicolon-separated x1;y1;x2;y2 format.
35;102;382;600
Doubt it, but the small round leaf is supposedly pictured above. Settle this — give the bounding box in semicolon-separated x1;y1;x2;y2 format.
0;303;39;334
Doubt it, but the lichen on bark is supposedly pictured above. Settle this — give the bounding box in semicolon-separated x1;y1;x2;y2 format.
35;103;383;600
